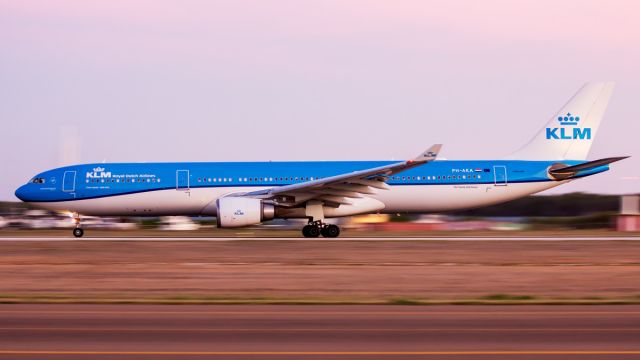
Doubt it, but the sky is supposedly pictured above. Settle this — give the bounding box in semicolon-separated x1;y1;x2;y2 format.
1;0;639;200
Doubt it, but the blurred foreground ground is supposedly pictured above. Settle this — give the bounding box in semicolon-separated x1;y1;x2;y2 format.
2;304;640;360
1;233;639;304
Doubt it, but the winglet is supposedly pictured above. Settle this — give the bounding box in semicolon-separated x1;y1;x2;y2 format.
413;144;443;163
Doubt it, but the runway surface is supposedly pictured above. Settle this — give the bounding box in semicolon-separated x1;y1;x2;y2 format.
2;236;640;241
1;304;640;359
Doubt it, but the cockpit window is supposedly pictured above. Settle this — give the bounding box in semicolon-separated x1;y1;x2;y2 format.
30;178;45;184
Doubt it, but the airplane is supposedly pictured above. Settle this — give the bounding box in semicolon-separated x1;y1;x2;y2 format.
15;82;627;238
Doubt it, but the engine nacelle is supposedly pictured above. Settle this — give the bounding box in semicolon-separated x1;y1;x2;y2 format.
216;197;275;228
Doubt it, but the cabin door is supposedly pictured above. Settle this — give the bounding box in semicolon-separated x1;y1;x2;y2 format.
62;171;76;192
493;166;507;186
176;170;190;191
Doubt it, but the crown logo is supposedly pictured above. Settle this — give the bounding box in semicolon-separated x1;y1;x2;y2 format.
557;112;580;126
93;167;105;172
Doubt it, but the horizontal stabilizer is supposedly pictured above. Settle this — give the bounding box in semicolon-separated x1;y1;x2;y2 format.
549;156;628;179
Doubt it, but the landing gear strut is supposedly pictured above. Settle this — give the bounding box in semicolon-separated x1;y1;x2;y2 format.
302;221;340;238
72;213;84;238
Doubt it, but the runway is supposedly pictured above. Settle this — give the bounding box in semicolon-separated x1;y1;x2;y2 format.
2;236;640;241
1;304;640;359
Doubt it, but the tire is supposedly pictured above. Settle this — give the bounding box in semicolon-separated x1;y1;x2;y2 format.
73;228;84;238
302;225;316;238
306;225;321;238
320;227;329;237
326;224;340;238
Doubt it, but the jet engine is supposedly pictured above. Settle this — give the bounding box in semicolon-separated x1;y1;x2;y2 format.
216;197;275;228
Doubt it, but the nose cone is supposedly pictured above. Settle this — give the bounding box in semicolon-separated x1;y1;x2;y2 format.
15;185;29;202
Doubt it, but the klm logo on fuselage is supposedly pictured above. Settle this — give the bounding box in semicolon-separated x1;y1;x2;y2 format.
546;113;591;140
86;167;112;179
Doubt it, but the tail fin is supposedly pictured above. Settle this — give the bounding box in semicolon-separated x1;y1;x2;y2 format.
507;82;615;160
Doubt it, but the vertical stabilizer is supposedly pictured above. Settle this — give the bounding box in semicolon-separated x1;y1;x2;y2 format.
507;82;614;160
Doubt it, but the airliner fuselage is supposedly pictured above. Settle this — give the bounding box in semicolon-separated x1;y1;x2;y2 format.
15;159;606;216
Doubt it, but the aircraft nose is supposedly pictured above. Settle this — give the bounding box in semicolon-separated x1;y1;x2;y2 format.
15;185;29;201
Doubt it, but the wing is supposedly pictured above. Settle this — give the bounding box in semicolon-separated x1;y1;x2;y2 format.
239;144;442;207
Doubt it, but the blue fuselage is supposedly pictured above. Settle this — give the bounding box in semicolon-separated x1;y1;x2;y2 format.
15;159;607;205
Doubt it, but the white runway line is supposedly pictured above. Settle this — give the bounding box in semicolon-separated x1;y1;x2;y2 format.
1;236;640;241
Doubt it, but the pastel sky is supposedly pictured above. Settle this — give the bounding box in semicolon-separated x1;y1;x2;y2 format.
1;0;639;200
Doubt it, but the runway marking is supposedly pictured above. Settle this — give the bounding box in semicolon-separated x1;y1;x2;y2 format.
2;350;640;356
1;327;639;332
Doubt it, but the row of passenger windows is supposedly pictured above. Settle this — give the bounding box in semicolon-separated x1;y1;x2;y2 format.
392;174;482;181
86;178;161;184
195;174;482;183
197;176;320;183
83;174;484;185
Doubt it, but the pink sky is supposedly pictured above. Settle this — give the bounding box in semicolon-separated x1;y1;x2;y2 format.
1;0;639;199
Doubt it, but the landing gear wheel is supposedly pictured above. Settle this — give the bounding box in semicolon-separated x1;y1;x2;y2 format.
307;226;320;237
73;228;84;238
324;224;340;238
320;227;329;237
302;225;320;238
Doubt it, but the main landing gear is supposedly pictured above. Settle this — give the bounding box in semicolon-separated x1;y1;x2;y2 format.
302;201;340;238
302;221;340;238
72;213;84;238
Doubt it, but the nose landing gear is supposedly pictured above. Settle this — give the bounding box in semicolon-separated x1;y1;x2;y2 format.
72;213;84;238
73;227;84;238
302;222;340;238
